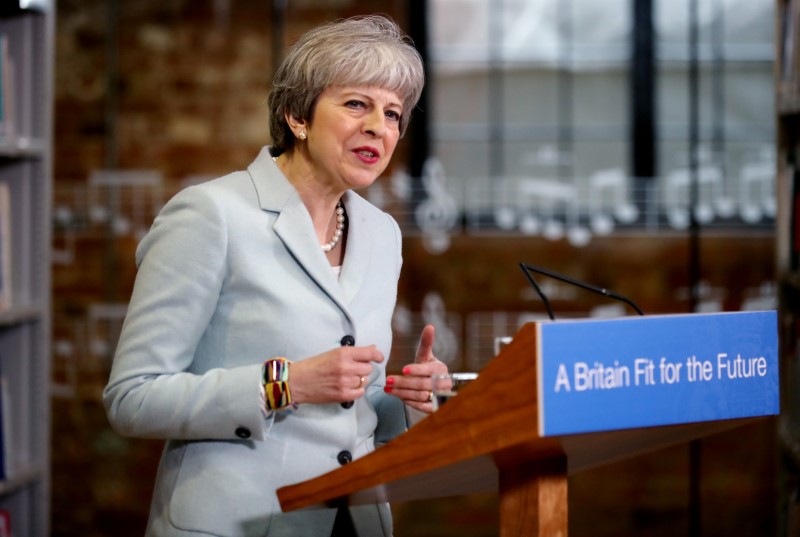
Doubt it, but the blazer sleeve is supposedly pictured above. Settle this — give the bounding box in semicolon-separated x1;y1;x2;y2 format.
103;185;268;441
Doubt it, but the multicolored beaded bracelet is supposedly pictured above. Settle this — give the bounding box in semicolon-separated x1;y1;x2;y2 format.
263;357;297;412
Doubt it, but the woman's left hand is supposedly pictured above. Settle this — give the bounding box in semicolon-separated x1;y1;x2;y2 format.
385;324;449;413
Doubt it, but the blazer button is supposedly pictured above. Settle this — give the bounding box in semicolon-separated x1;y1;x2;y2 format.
340;335;356;409
337;450;353;465
235;427;251;439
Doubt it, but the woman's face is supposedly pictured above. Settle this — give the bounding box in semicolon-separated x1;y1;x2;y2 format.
302;85;403;192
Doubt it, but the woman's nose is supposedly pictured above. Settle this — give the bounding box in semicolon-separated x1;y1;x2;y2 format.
363;111;386;137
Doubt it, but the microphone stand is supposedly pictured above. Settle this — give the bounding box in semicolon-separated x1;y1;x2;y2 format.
518;262;645;319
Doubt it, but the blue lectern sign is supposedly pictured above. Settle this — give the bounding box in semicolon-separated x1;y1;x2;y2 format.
536;311;779;437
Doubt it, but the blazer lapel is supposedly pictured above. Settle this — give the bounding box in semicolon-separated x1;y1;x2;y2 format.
247;147;354;322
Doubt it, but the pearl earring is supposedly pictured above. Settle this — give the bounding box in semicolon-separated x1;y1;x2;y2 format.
299;131;307;141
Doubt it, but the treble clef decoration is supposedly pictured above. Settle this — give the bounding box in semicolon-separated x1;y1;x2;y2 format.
414;158;458;254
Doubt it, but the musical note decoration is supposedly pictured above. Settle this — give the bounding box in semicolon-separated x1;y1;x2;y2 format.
389;168;412;202
588;168;639;235
739;155;776;224
660;144;775;229
517;178;573;241
421;292;459;366
741;281;777;311
662;164;724;229
87;303;129;362
88;169;164;239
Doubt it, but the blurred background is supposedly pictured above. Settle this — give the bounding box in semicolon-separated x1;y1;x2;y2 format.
43;0;786;535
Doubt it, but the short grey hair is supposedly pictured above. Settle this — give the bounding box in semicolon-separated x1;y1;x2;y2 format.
268;15;425;155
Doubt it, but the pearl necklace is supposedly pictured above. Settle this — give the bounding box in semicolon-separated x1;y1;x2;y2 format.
322;201;346;252
272;155;346;252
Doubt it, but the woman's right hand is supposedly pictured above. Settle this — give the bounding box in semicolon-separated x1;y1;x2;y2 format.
288;345;384;404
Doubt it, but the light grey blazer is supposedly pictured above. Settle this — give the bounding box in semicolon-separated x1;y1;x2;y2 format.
104;147;408;536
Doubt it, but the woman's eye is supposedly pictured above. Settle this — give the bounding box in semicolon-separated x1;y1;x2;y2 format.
346;100;364;109
386;110;401;121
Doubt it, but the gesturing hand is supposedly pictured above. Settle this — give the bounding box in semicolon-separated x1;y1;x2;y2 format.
289;345;384;404
385;324;449;413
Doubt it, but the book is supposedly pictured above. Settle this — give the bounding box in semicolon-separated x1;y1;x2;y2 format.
792;167;800;271
0;358;7;482
0;182;9;312
0;34;14;142
783;0;796;82
0;509;10;537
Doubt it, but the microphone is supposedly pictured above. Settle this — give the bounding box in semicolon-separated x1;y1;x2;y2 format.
518;262;645;320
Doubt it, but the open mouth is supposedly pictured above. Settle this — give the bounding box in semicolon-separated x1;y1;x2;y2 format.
354;146;380;159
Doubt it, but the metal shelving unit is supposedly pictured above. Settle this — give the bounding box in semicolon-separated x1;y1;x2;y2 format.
0;1;53;535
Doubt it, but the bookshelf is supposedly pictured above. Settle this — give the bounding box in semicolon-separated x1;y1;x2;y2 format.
0;1;53;536
778;0;800;532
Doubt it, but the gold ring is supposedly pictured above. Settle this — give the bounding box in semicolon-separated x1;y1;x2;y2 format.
358;376;366;389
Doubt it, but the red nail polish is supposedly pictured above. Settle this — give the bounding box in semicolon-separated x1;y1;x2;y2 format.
384;385;393;393
386;377;395;386
402;366;410;375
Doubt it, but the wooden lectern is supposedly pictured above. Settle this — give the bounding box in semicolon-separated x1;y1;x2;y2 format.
277;319;774;536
